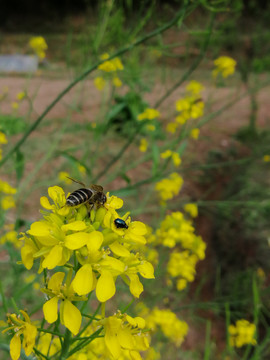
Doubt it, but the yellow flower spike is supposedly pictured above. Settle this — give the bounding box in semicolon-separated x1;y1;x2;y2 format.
29;36;48;59
72;264;93;295
61;299;82;335
137;108;160;121
96;270;116;302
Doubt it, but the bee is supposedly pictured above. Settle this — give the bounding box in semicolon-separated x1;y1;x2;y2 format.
114;218;129;229
65;177;107;209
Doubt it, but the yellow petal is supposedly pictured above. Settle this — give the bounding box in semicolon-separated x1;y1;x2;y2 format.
86;231;104;252
129;274;143;298
48;186;65;203
48;272;65;291
40;196;53;209
22;323;37;356
28;221;58;246
65;232;94;250
62;299;81;335
130;221;147;235
104;318;121;359
96;270;116;302
43;297;59;323
61;221;87;232
109;241;130;257
118;327;135;349
130;350;143;360
42;245;63;269
10;334;21;360
72;264;93;295
138;261;155;279
21;246;34;270
99;257;125;274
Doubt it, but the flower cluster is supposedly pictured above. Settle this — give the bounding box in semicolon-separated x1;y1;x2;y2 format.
94;53;124;91
166;80;204;136
2;311;37;360
155;173;183;204
153;211;206;290
138;304;188;347
0;131;7;161
137;108;160;121
29;36;48;59
228;320;257;347
212;56;237;79
160;150;181;167
19;186;154;340
0;178;16;211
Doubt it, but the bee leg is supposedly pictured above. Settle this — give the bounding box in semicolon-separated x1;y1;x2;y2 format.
86;202;95;220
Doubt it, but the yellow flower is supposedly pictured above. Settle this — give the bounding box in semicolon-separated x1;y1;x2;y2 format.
140;306;188;347
0;132;8;144
1;195;16;210
58;171;72;184
113;76;122;87
42;271;85;335
0;224;18;246
184;203;198;218
29;36;48;59
190;128;200;140
213;56;237;78
263;155;270;162
103;313;149;359
139;138;148;152
137;108;160;121
94;76;106;91
2;310;37;360
11;102;19;110
77;164;86;175
186;80;204;95
228;320;256;347
155;173;183;203
161;150;181;167
98;57;124;72
0;179;16;194
166;122;178;134
146;124;156;131
16;91;26;101
175;98;190;112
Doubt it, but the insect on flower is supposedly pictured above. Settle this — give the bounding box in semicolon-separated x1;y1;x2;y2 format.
114;218;129;229
65;177;107;210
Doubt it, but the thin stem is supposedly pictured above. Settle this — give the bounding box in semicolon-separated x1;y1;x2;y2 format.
0;3;193;169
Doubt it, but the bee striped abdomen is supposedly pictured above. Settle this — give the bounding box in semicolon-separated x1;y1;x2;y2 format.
66;188;93;206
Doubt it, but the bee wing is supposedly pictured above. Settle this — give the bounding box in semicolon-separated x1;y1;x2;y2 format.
91;184;104;192
66;176;86;187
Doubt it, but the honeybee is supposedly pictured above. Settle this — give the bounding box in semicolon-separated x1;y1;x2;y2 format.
114;218;129;229
65;177;107;209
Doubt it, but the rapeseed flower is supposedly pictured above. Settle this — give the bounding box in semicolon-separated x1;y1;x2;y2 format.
94;76;106;91
190;128;200;140
0;179;16;194
139;138;148;152
16;91;26;101
137;108;160;121
186;80;204;95
228;320;256;347
1;195;16;210
0;132;7;144
161;150;181;167
184;203;198;218
29;36;48;59
155;173;183;203
213;56;237;78
95;53;124;90
58;171;73;184
42;271;86;335
263;155;270;162
138;305;188;347
2;310;37;360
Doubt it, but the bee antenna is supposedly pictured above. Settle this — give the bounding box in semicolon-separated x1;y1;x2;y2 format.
66;176;86;187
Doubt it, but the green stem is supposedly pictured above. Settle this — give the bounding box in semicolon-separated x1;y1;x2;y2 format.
0;3;193;169
37;328;65;338
59;329;72;359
